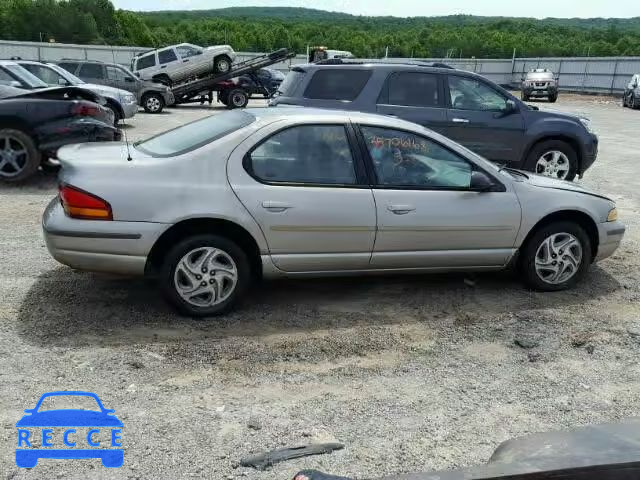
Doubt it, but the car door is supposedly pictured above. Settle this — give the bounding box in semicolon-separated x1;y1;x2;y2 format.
443;74;525;164
176;44;206;77
226;121;377;272
157;47;181;81
357;125;521;269
375;71;449;134
133;53;157;81
77;62;107;86
106;65;135;93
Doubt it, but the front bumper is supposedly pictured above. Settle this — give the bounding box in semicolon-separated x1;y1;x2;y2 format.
523;86;558;96
595;220;625;262
42;199;166;276
121;99;138;119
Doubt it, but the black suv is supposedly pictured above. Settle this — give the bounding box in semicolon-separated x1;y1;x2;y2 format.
270;62;598;181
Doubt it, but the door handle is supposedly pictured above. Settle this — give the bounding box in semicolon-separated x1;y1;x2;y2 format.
387;205;415;215
183;59;189;63
261;201;292;213
452;117;469;123
160;65;167;69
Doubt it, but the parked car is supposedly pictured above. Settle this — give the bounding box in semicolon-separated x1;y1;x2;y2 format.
270;62;597;181
235;68;285;98
15;60;137;125
521;68;559;102
131;43;236;86
622;73;640;108
308;46;355;62
58;59;174;114
43;108;623;316
0;60;49;89
0;85;118;182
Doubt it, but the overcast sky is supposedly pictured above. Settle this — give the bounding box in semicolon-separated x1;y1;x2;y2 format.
110;0;640;18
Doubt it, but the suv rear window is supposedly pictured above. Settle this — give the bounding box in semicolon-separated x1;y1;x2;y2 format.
78;63;104;79
303;69;371;101
135;110;255;157
136;54;156;70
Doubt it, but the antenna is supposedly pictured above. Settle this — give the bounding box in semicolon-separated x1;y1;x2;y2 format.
108;42;133;162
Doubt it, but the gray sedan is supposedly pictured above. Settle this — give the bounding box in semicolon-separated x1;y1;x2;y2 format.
42;108;625;316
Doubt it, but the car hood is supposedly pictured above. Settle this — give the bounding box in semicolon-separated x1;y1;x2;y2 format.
518;171;612;201
16;410;123;427
80;83;133;99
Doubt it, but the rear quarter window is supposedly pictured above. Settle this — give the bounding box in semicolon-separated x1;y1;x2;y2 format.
303;69;372;101
136;54;156;70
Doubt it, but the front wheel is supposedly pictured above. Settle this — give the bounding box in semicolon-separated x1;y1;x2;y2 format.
520;222;591;291
142;92;165;113
225;88;249;109
160;234;251;317
525;139;578;181
548;94;558;103
214;55;232;73
0;128;41;182
106;104;120;126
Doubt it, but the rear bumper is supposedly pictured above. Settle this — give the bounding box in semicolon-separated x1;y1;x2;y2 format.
595;220;625;262
42;199;166;276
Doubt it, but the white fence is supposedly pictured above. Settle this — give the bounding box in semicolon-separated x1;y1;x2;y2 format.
2;39;636;94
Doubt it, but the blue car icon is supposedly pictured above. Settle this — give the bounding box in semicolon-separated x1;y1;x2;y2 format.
16;391;123;468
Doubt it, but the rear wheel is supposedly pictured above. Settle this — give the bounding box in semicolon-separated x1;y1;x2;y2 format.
520;221;591;291
142;92;165;113
525;139;577;181
0;128;41;182
160;234;251;317
226;88;249;109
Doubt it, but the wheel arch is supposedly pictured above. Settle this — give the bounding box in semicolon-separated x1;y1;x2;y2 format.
0;116;34;136
521;210;599;261
104;98;124;119
145;217;262;279
521;135;583;173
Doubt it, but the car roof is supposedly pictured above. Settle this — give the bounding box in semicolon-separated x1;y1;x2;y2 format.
0;60;20;67
298;60;457;74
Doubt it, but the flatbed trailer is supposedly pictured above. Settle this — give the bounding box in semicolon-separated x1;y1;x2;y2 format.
170;48;296;108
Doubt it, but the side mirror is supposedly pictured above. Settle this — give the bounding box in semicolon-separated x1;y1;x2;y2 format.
9;80;22;88
470;171;496;192
58;78;68;86
505;99;517;112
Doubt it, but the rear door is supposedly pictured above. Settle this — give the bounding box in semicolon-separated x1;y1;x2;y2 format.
227;121;377;272
176;44;205;77
157;48;181;81
133;53;157;80
299;68;372;110
443;74;525;164
77;62;107;86
375;71;448;134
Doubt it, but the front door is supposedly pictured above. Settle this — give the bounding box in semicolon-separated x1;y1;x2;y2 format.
106;65;135;93
444;74;525;165
375;71;449;134
227;122;376;272
358;125;521;269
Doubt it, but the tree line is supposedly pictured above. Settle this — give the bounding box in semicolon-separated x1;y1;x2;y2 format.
2;1;640;58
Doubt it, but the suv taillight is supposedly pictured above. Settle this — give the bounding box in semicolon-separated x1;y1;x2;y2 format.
59;184;112;220
70;101;101;117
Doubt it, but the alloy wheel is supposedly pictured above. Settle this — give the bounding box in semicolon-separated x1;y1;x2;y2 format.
0;134;29;179
217;59;230;72
535;232;583;285
173;247;238;308
535;150;570;179
146;96;161;112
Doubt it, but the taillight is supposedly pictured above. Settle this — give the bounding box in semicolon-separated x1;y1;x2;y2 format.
70;101;101;117
59;184;112;220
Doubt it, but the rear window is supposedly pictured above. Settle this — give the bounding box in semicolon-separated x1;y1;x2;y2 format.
277;69;304;96
136;54;156;70
303;69;371;101
134;110;255;157
79;63;104;79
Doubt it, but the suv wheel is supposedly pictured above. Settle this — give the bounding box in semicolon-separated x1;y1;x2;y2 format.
214;55;232;74
525;139;577;181
142;92;165;114
0;128;41;182
520;221;591;291
160;234;251;316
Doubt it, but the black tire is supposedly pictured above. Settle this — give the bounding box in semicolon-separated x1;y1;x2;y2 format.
214;55;232;74
630;93;638;109
521;91;529;101
519;221;592;292
142;92;165;114
0;128;41;182
152;75;172;88
548;94;558;103
524;139;578;181
106;104;120;126
160;234;251;317
225;88;249;109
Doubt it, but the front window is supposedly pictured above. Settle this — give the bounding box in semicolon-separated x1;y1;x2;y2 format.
247;125;357;185
135;110;255;157
379;72;441;107
361;126;472;189
106;65;130;82
448;76;508;112
158;49;178;65
176;45;201;58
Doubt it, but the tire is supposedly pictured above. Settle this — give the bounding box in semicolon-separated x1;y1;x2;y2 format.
225;88;249;109
214;55;232;74
548;94;558;103
160;234;251;317
622;94;628;108
142;92;165;114
630;93;638;109
152;74;172;88
106;104;120;126
524;139;578;181
0;128;41;182
519;221;592;292
521;91;529;101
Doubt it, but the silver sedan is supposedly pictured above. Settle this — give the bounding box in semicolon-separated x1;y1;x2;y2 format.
43;108;625;316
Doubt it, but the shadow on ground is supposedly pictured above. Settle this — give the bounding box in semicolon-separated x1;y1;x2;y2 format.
16;265;621;349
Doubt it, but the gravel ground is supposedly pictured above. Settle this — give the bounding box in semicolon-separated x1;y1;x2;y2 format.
0;95;639;479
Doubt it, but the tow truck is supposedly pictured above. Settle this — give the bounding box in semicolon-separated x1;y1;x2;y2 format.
169;48;295;109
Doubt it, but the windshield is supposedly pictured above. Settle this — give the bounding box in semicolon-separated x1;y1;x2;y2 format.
527;72;554;80
3;64;47;88
135;110;255;157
